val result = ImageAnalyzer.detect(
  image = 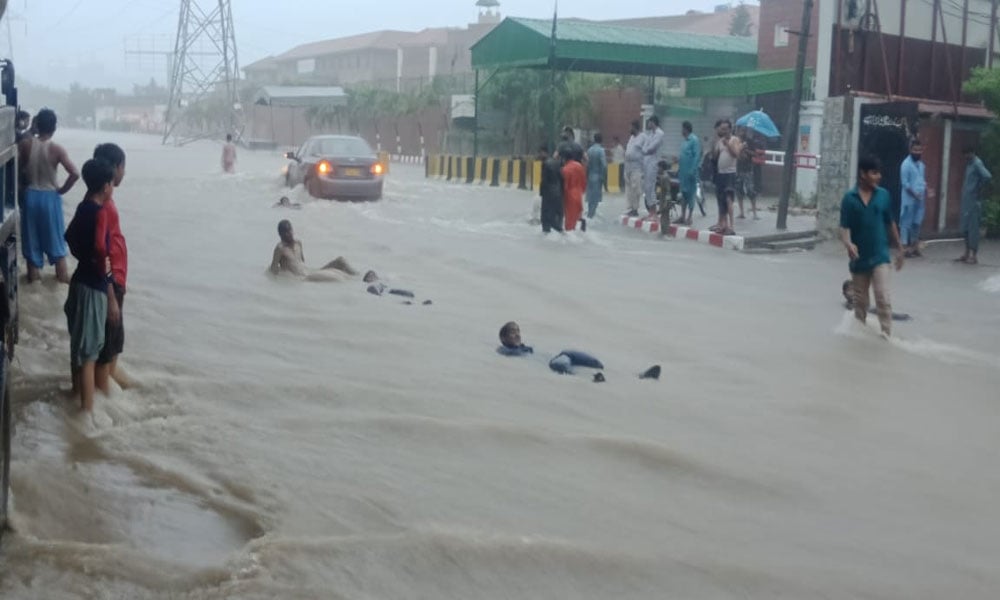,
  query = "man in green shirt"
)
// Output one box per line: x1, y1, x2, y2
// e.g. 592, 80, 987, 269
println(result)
839, 156, 905, 336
